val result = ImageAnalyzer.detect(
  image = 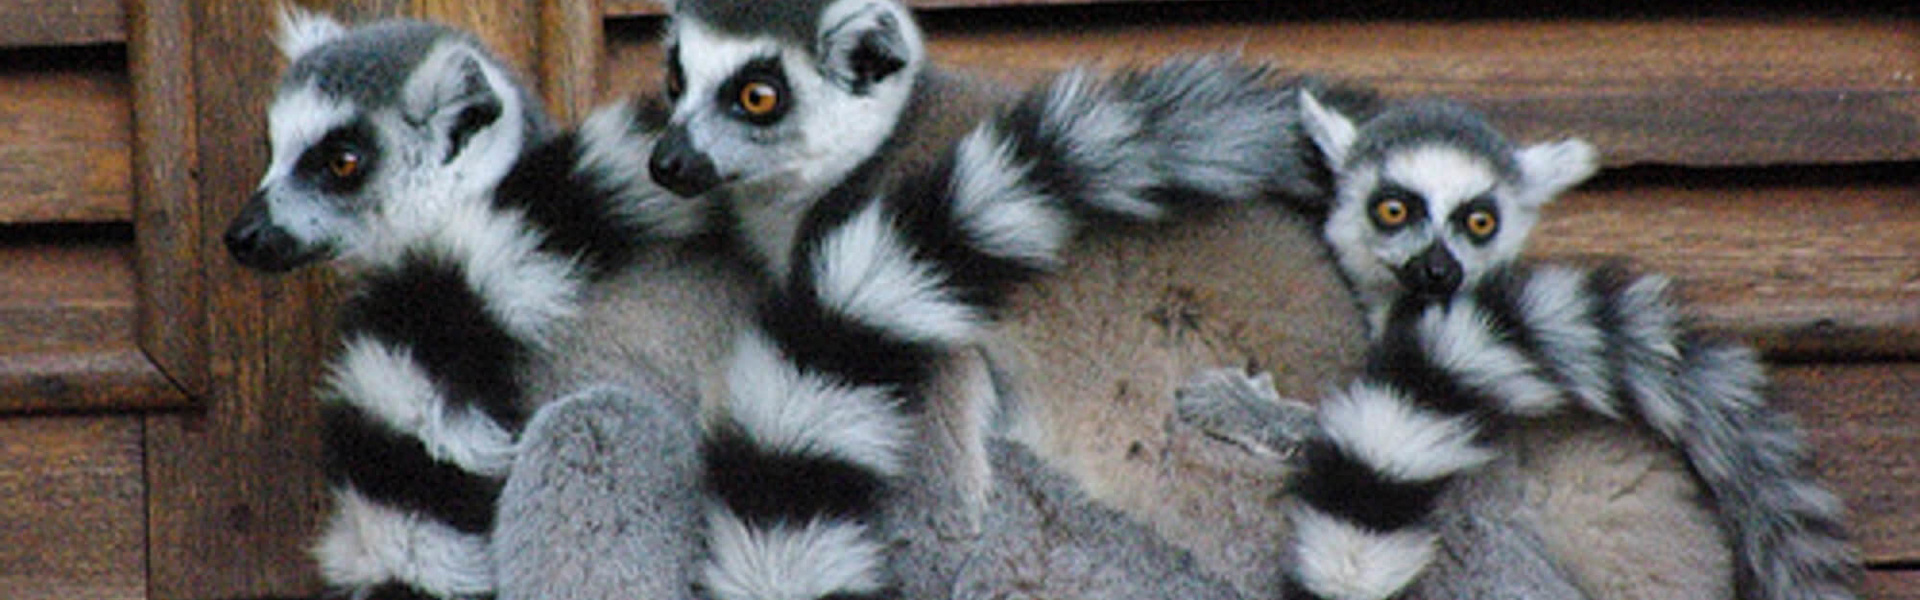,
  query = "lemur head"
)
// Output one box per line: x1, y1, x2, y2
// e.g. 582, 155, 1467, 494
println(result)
1300, 91, 1598, 312
224, 9, 551, 272
648, 0, 925, 204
